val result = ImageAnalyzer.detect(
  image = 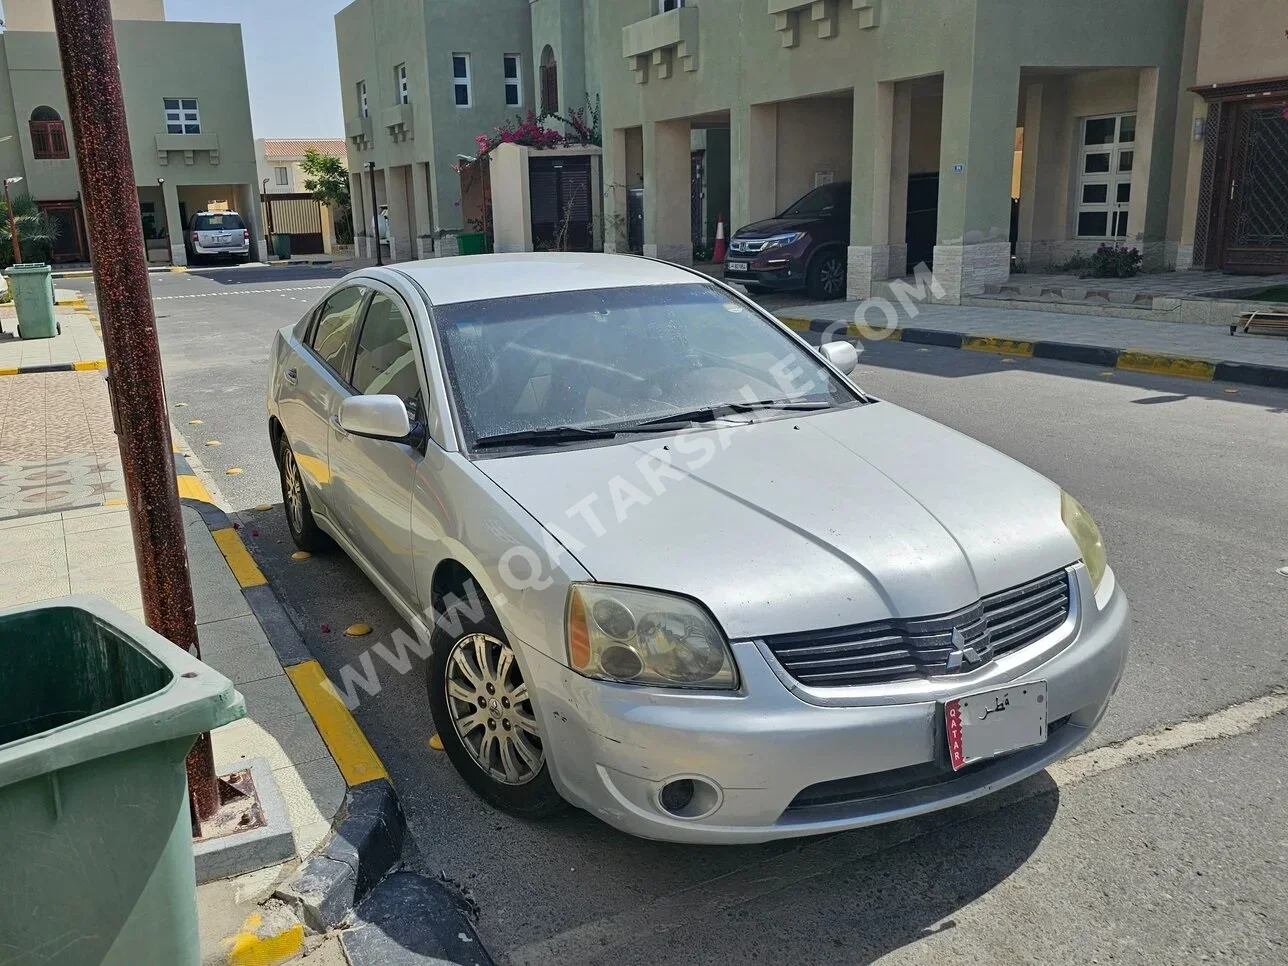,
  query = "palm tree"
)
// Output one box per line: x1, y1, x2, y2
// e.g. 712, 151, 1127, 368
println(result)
0, 193, 61, 268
